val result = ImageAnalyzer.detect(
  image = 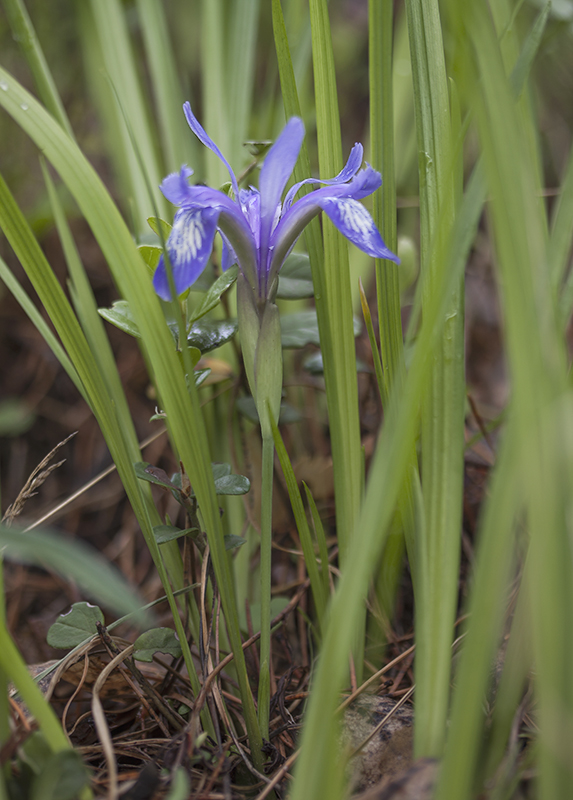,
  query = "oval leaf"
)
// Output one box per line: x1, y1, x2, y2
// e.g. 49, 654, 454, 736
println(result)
47, 602, 104, 649
153, 525, 197, 544
214, 474, 251, 495
133, 627, 182, 662
147, 216, 172, 241
188, 264, 239, 323
280, 310, 361, 348
98, 300, 141, 338
139, 245, 162, 275
187, 318, 238, 353
224, 534, 247, 551
276, 253, 314, 299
